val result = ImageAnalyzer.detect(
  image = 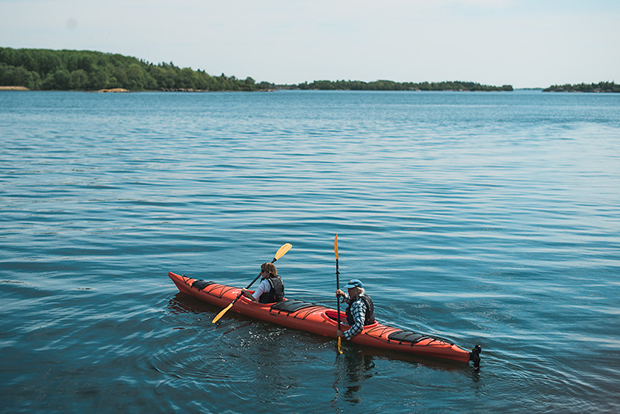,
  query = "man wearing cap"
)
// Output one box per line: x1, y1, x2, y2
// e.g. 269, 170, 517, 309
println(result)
336, 279, 376, 341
